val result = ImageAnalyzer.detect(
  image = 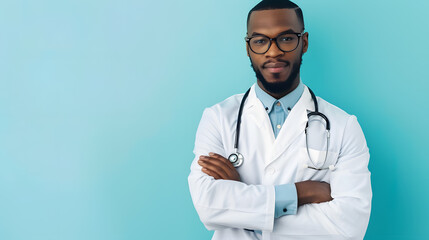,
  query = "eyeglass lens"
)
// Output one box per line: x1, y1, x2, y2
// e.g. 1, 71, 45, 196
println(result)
249, 34, 299, 54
